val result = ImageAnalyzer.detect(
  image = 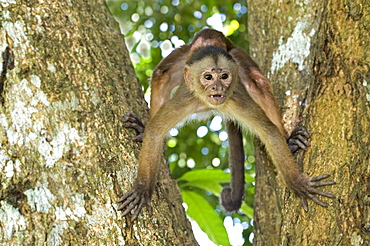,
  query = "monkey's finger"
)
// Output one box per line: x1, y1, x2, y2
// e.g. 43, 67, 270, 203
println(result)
310, 180, 336, 188
306, 182, 334, 194
123, 122, 145, 132
296, 135, 311, 147
118, 190, 134, 203
123, 113, 136, 117
132, 133, 144, 142
288, 144, 300, 153
122, 116, 137, 124
122, 196, 140, 216
145, 200, 153, 216
131, 199, 145, 222
310, 174, 331, 181
295, 127, 311, 138
122, 113, 145, 127
301, 196, 308, 212
118, 194, 138, 210
309, 188, 336, 198
122, 113, 138, 122
294, 139, 309, 151
306, 193, 328, 207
